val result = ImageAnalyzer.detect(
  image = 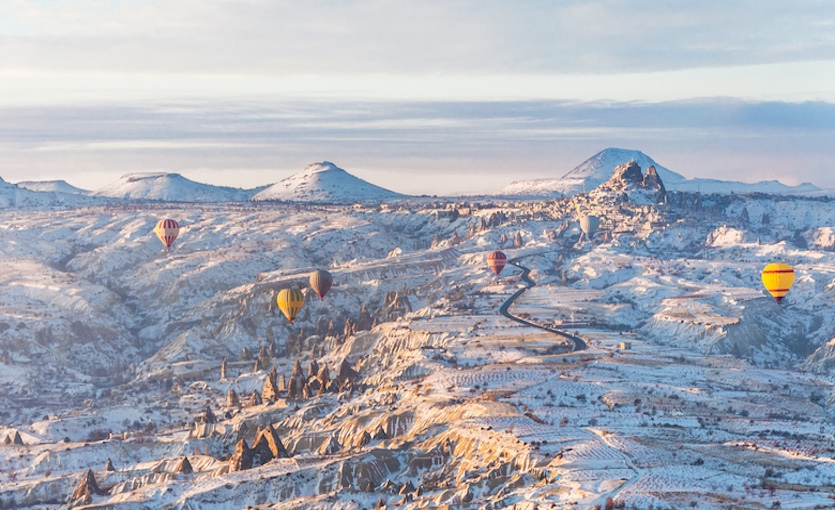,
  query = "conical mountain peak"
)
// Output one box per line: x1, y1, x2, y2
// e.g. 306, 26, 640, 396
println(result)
252, 161, 404, 203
